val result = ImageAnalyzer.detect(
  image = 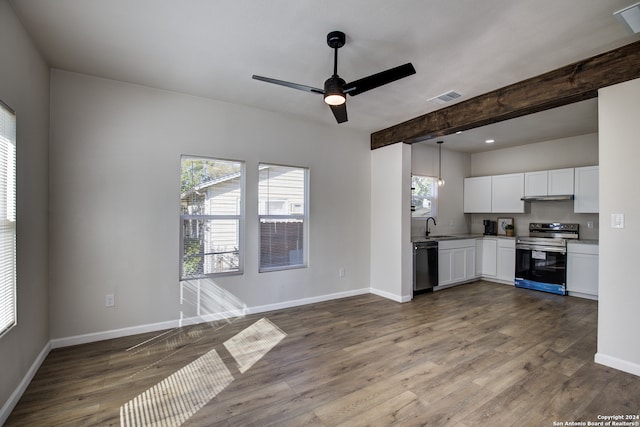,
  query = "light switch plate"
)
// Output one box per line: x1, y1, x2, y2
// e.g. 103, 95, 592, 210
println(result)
611, 213, 625, 229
